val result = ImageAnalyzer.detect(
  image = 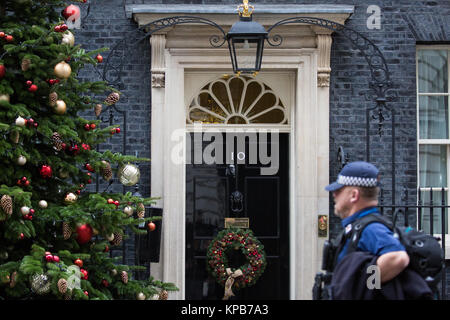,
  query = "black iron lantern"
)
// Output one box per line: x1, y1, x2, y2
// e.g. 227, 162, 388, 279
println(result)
226, 0, 267, 75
